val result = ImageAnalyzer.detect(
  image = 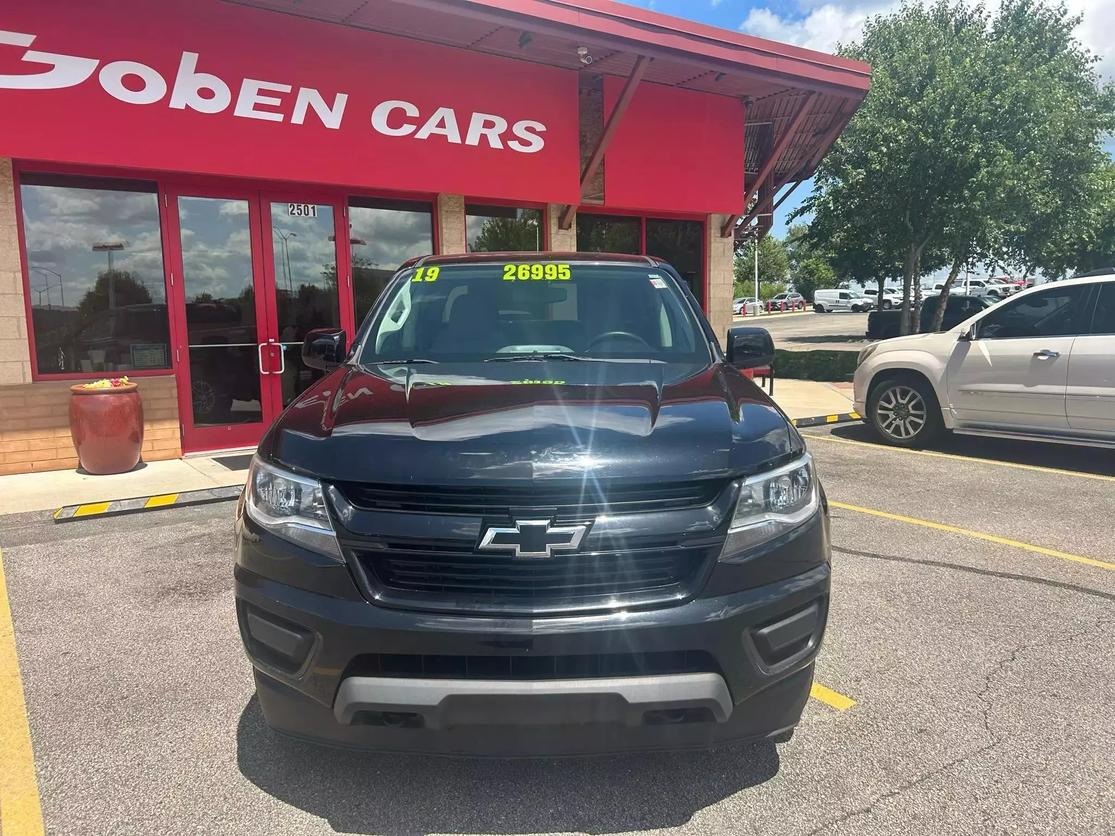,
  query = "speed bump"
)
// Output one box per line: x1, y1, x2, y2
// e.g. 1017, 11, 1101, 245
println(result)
53, 485, 242, 522
792, 411, 860, 429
